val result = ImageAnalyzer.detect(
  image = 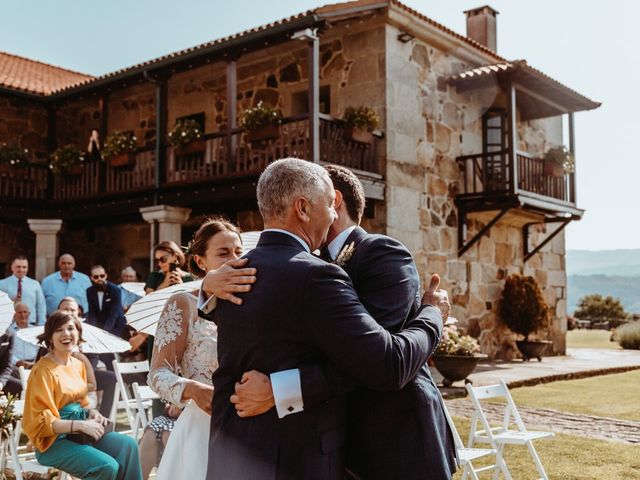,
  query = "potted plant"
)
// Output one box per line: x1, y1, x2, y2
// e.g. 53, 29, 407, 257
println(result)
1, 394, 22, 443
50, 144, 85, 175
102, 131, 138, 169
239, 101, 282, 143
342, 106, 380, 144
0, 143, 30, 177
543, 145, 574, 177
168, 119, 206, 156
500, 274, 552, 361
432, 318, 486, 387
